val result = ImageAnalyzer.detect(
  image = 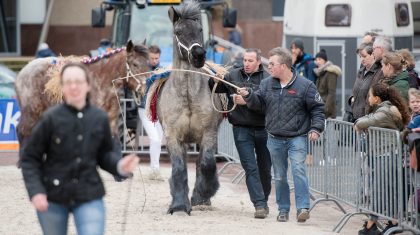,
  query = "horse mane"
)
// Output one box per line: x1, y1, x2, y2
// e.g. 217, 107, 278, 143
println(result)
132, 44, 149, 59
82, 47, 125, 64
179, 0, 201, 20
44, 48, 126, 102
